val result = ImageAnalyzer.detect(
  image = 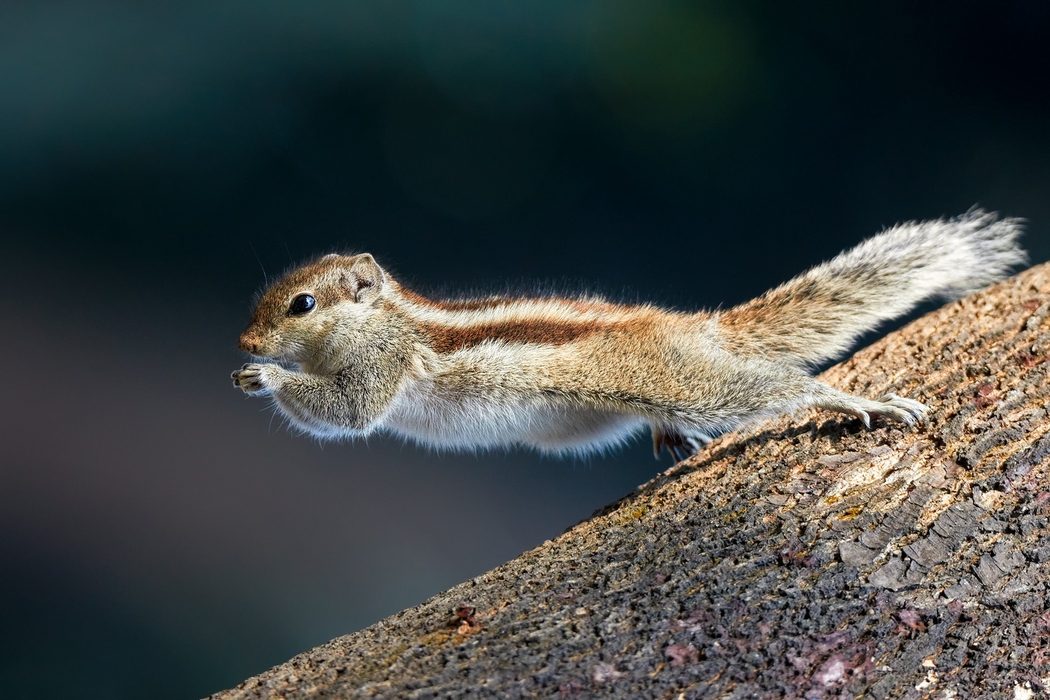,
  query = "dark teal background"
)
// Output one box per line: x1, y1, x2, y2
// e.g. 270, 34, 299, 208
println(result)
1, 2, 1048, 697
